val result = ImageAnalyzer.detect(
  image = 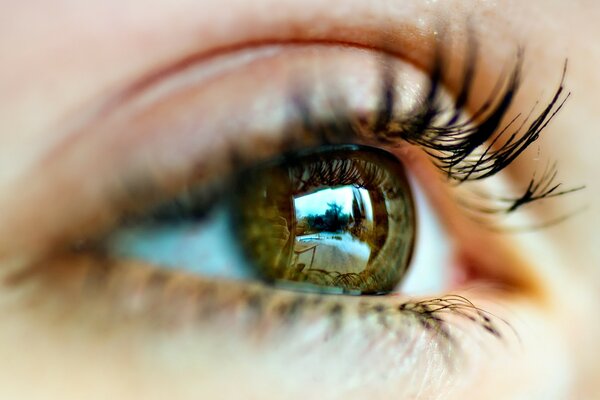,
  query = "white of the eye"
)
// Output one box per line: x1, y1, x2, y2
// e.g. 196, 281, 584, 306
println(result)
399, 175, 451, 295
109, 208, 253, 280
